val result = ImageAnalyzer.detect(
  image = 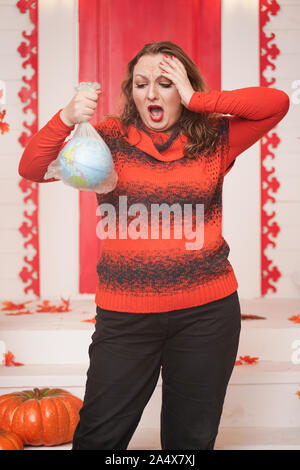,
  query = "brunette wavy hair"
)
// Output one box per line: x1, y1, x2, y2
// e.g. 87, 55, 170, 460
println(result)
109, 41, 225, 159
